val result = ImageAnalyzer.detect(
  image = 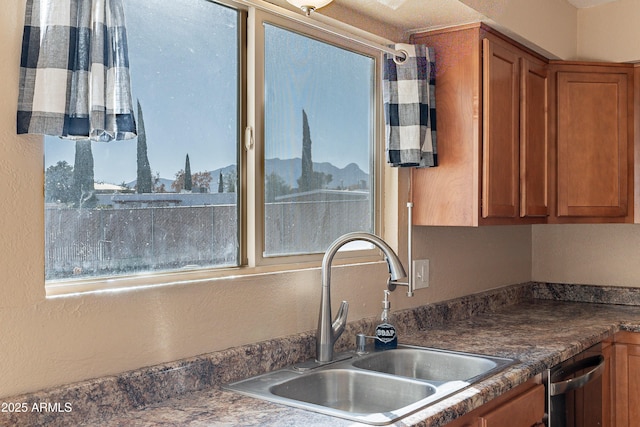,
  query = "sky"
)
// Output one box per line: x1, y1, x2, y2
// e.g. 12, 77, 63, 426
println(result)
44, 0, 374, 185
264, 23, 374, 174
